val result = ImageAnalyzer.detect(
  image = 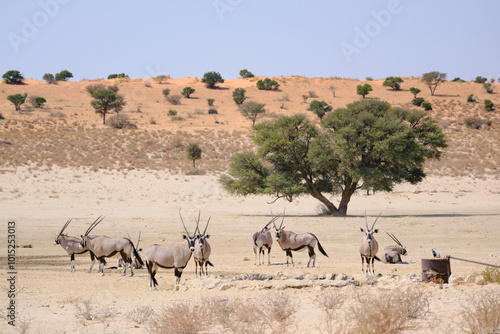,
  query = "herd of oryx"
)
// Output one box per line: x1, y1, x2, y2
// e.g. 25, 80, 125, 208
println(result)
54, 211, 407, 291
